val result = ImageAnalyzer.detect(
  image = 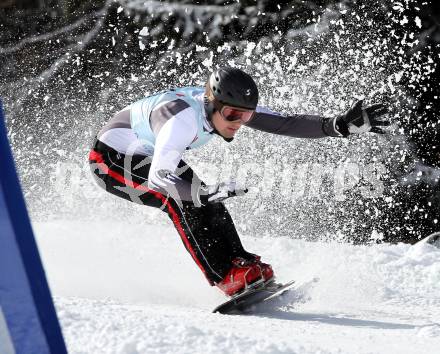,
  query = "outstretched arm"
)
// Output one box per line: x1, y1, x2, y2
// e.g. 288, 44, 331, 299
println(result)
246, 101, 389, 138
245, 106, 330, 138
